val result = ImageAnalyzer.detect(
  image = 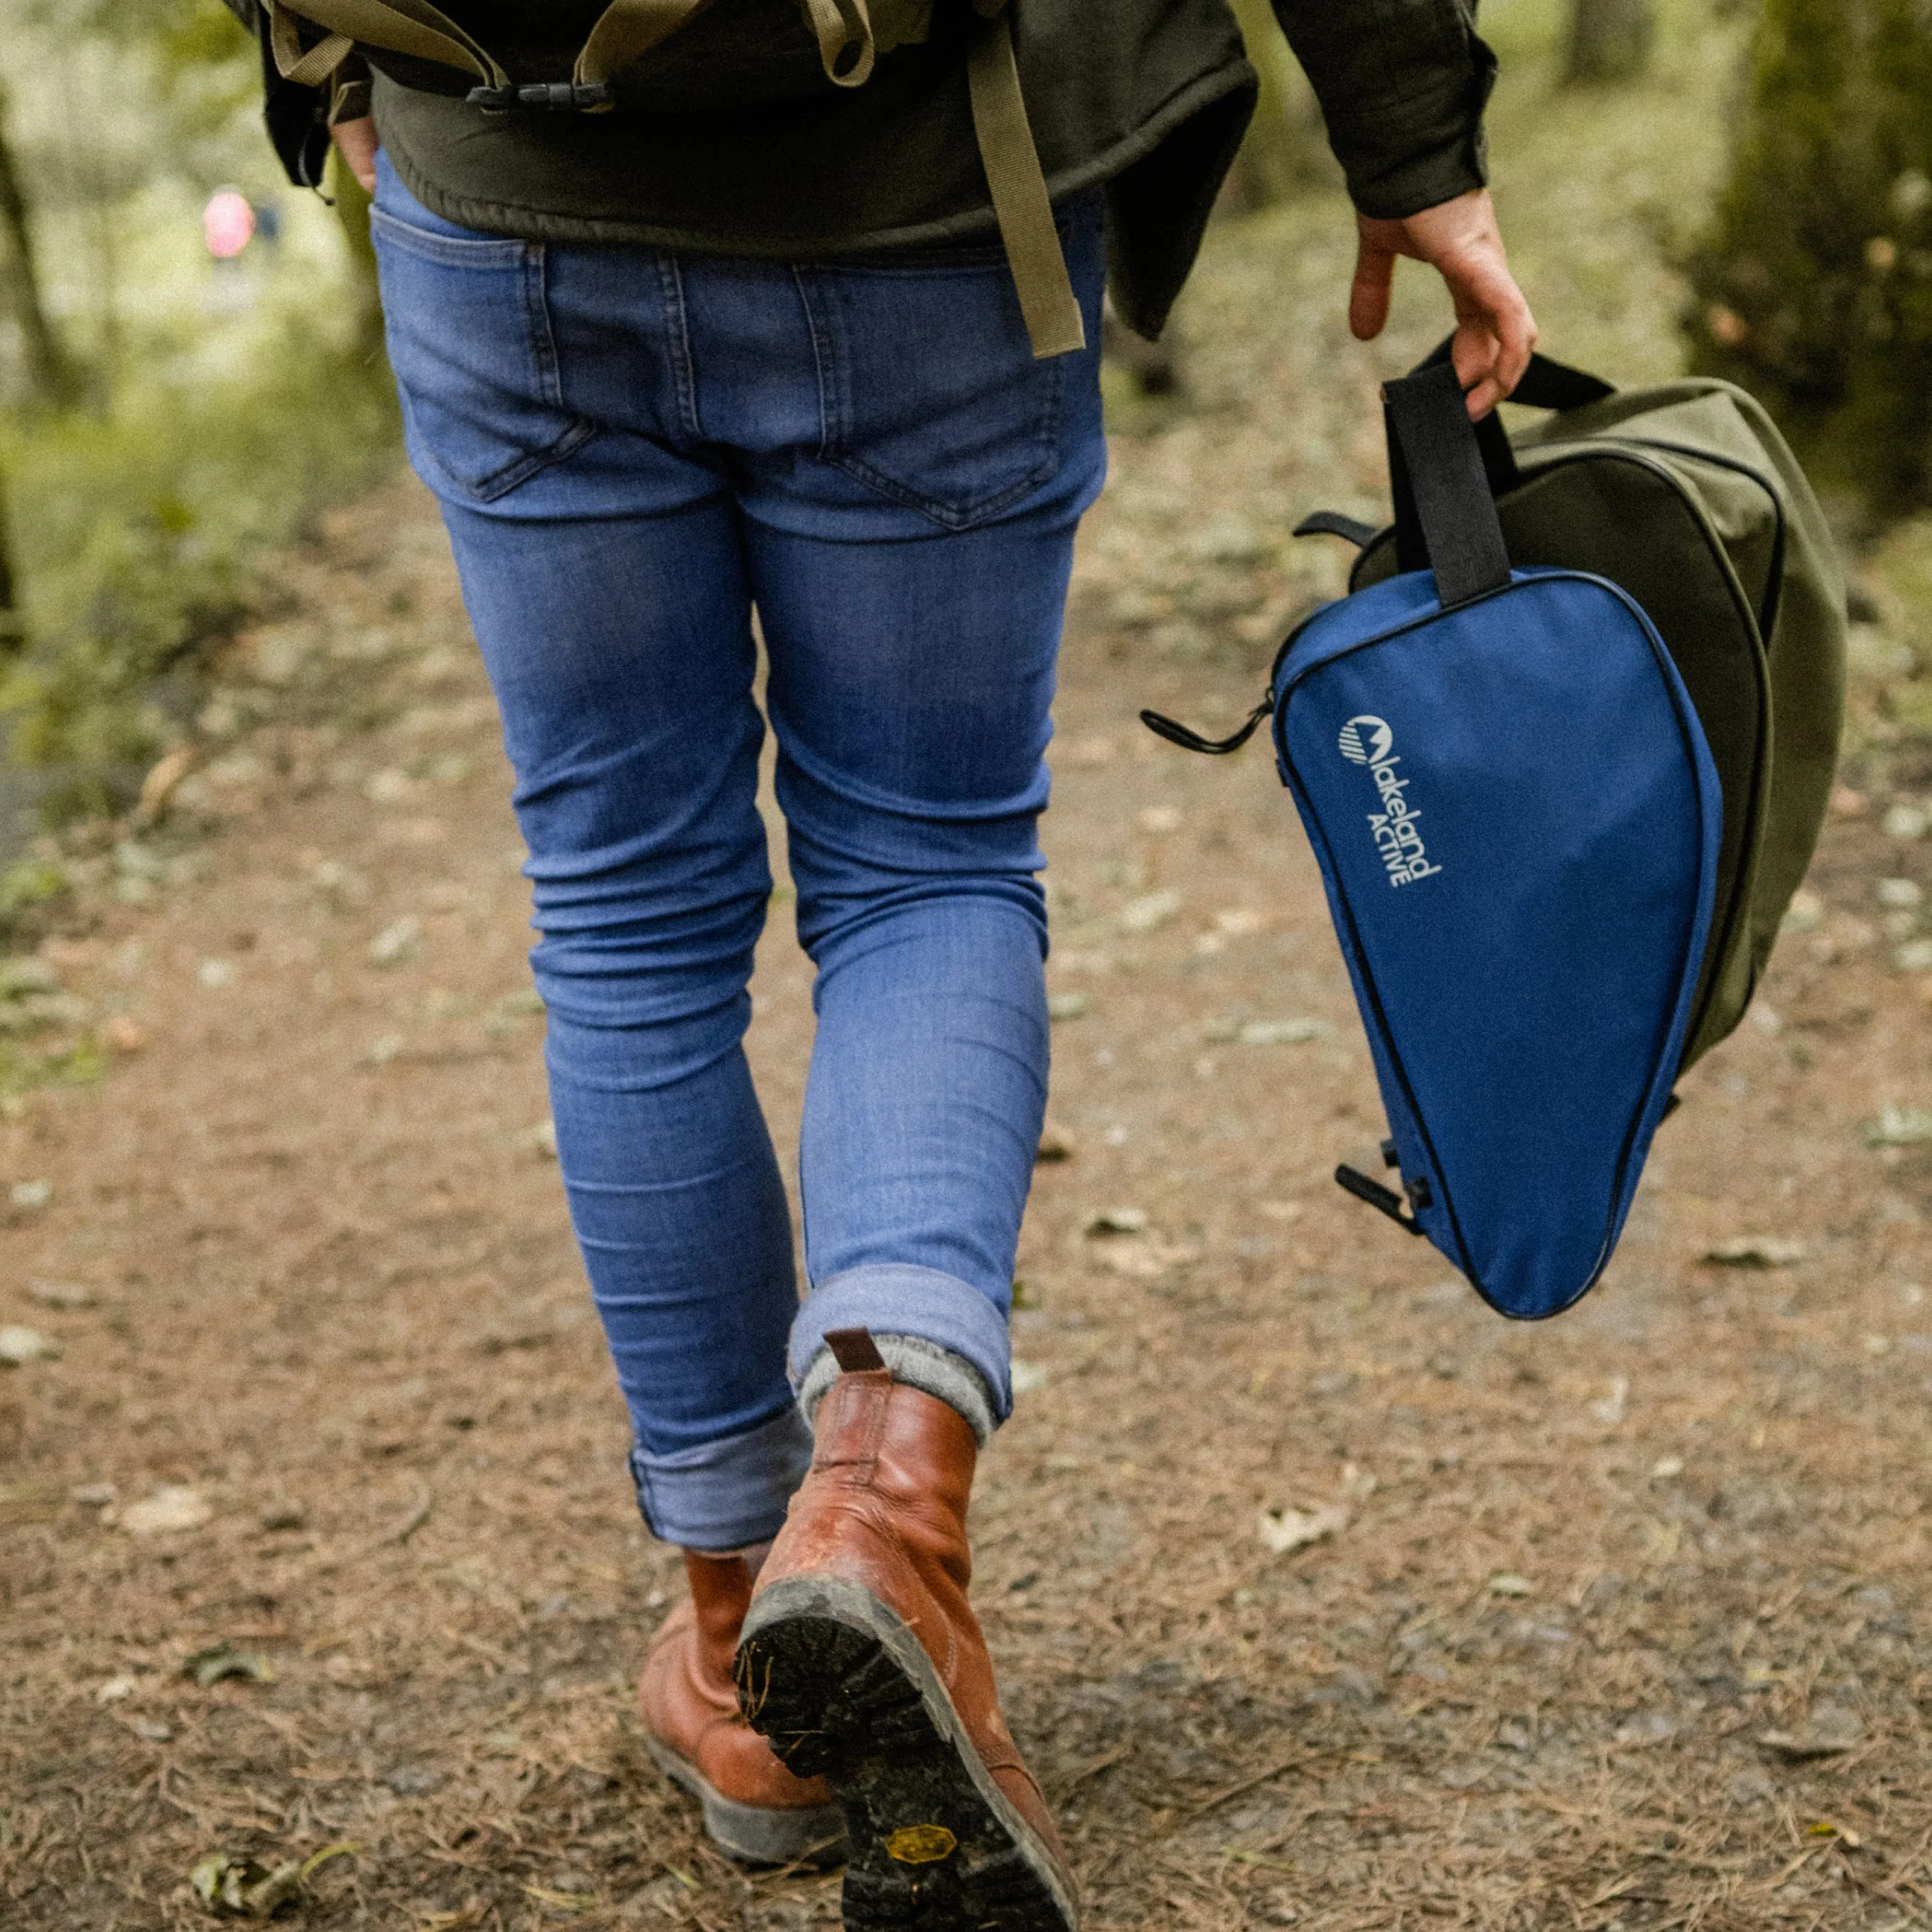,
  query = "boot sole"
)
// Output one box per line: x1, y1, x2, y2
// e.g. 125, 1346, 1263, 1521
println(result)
737, 1575, 1079, 1932
642, 1734, 848, 1869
